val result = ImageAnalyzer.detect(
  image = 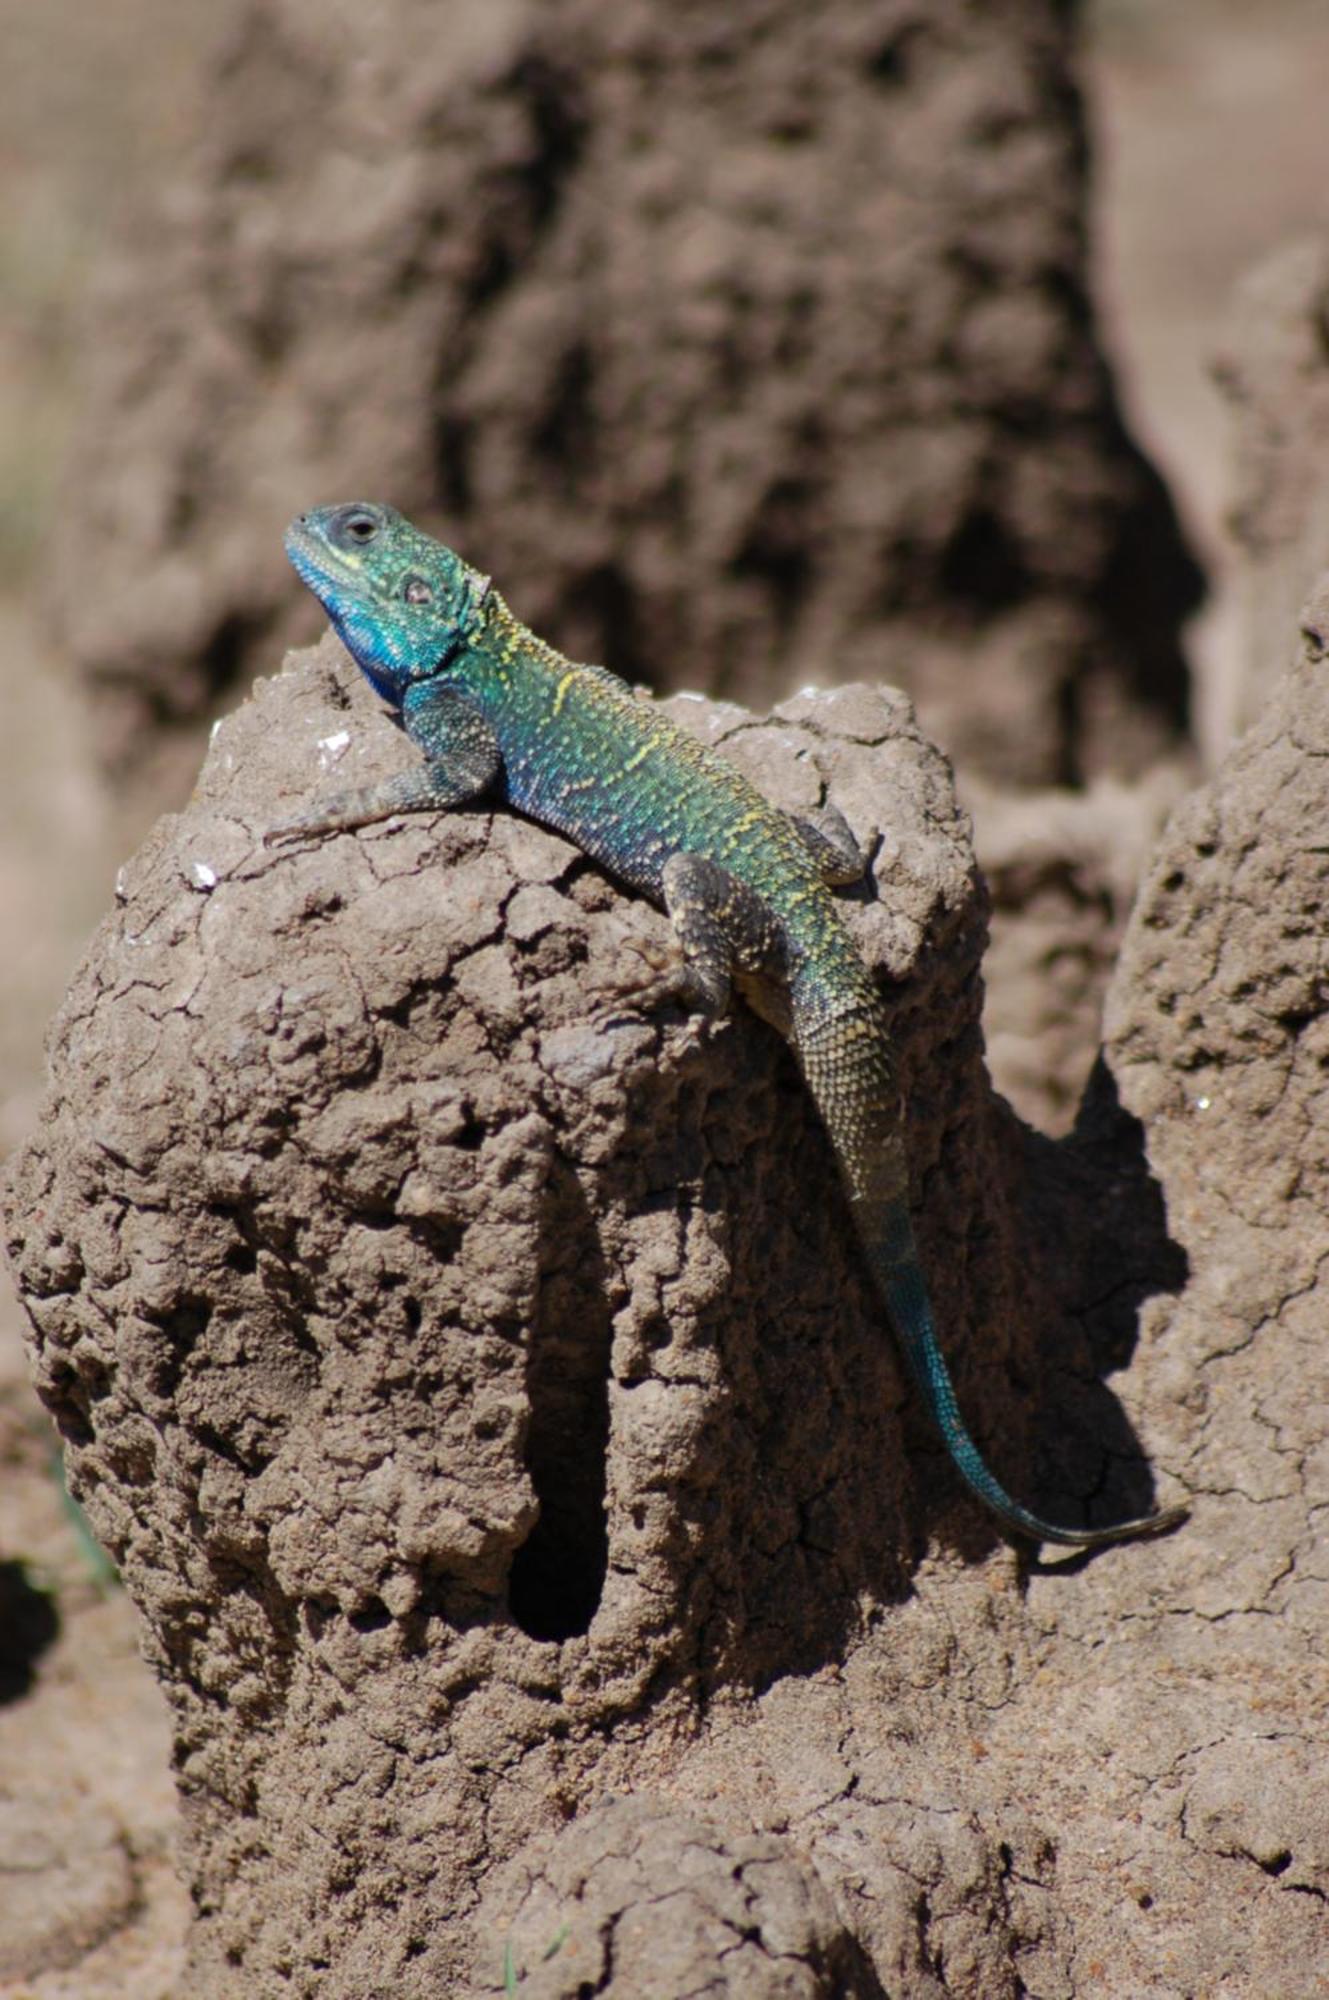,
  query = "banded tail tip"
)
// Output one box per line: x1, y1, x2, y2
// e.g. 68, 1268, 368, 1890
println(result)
1078, 1498, 1190, 1546
1012, 1495, 1190, 1551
